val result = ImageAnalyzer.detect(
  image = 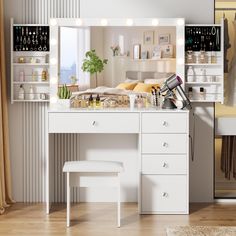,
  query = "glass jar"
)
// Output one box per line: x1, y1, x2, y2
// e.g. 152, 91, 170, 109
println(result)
198, 51, 207, 64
